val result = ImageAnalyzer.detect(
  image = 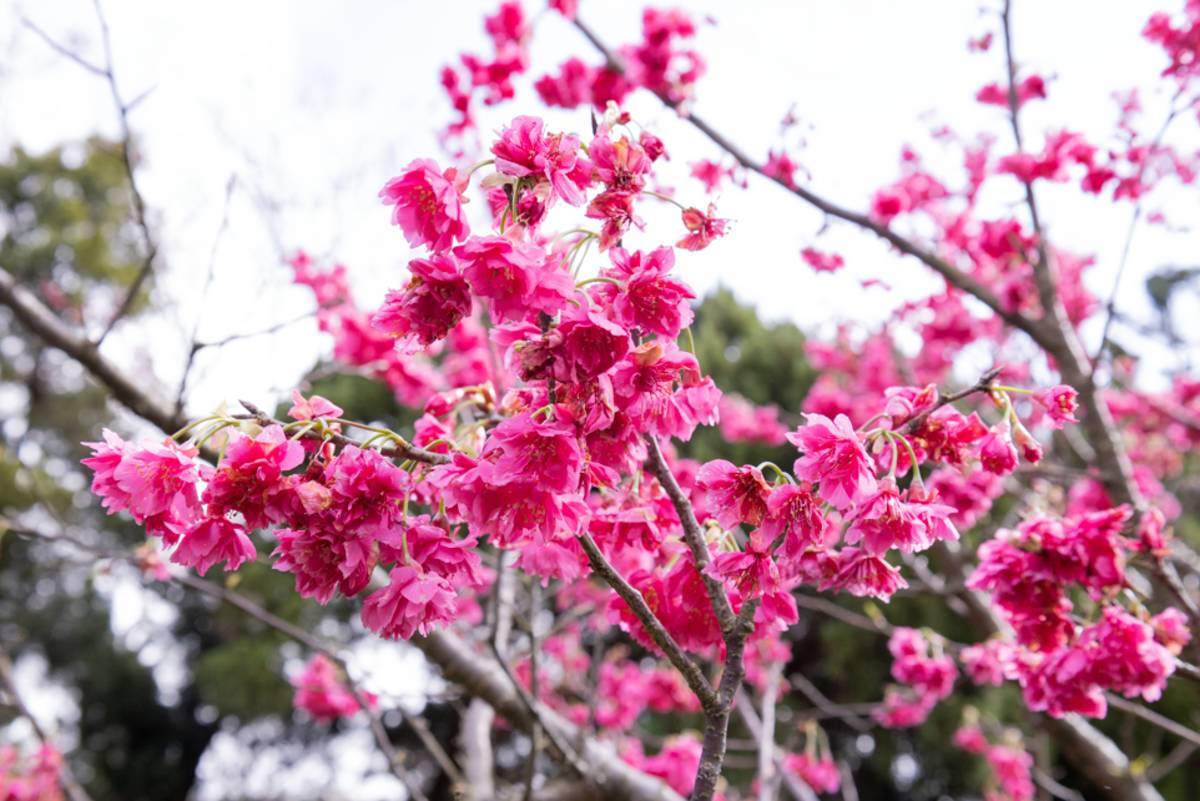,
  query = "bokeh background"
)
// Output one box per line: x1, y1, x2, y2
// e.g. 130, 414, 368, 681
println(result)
1, 1, 1197, 799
